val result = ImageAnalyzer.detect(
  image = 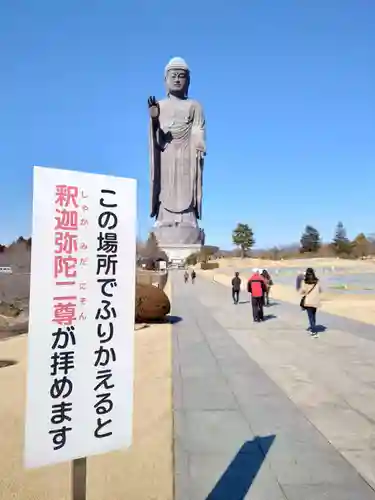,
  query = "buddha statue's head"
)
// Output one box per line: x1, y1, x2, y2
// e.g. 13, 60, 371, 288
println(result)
165, 57, 190, 98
